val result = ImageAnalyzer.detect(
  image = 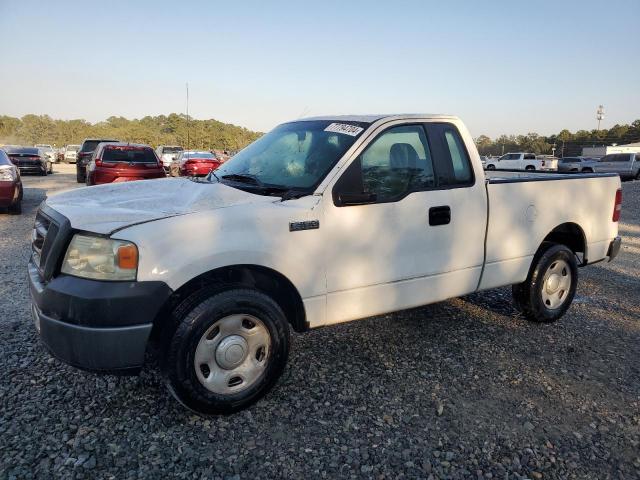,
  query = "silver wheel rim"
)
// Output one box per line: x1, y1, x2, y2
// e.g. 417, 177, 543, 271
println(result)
194, 314, 271, 394
541, 259, 572, 309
